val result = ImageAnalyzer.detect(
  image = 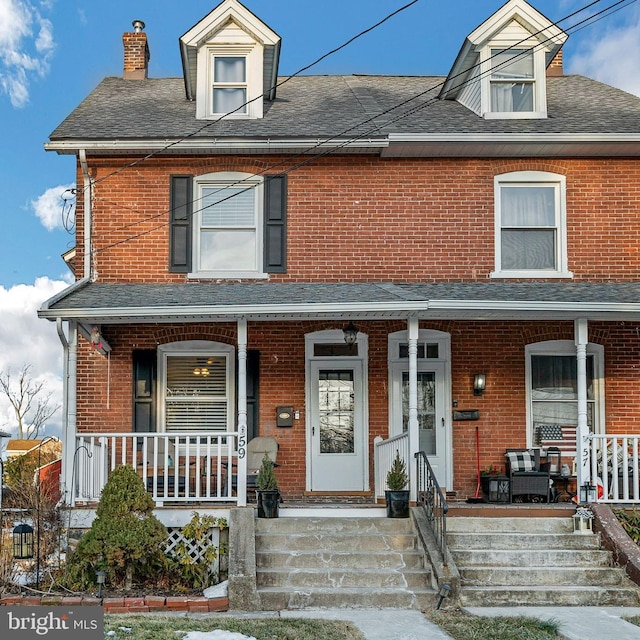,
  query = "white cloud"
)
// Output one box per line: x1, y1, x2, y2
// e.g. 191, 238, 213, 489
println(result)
567, 8, 640, 97
0, 277, 67, 440
32, 183, 74, 231
0, 0, 55, 107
